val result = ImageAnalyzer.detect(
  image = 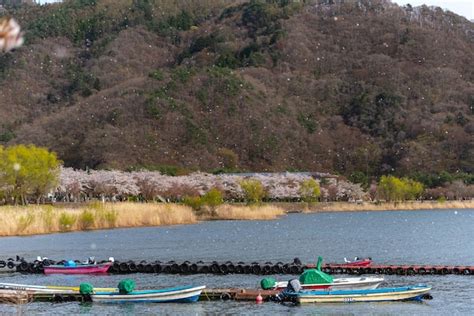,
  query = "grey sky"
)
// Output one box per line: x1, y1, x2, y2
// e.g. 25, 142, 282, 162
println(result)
393, 0, 473, 20
35, 0, 474, 20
